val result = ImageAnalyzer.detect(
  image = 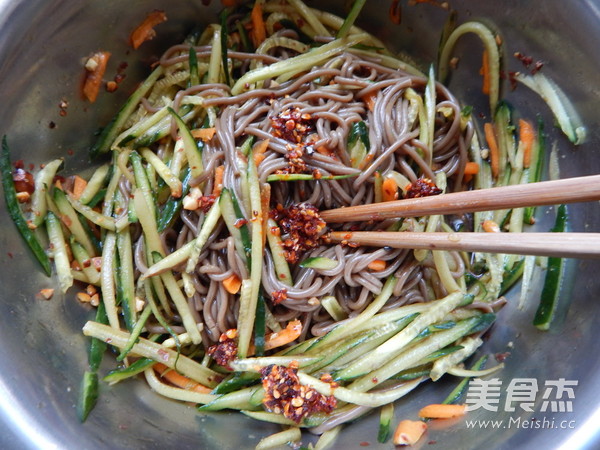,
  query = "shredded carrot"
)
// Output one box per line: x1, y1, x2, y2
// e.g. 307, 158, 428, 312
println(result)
464, 162, 480, 176
71, 175, 88, 200
213, 165, 225, 197
480, 49, 490, 95
252, 139, 270, 167
265, 319, 302, 351
191, 127, 217, 142
250, 2, 266, 48
154, 363, 212, 394
482, 219, 500, 233
367, 259, 387, 271
519, 118, 535, 168
223, 274, 242, 294
462, 161, 479, 183
316, 146, 331, 155
393, 420, 427, 446
361, 92, 377, 111
130, 10, 167, 50
82, 51, 111, 103
484, 122, 500, 179
418, 403, 466, 419
382, 177, 399, 202
389, 0, 402, 25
